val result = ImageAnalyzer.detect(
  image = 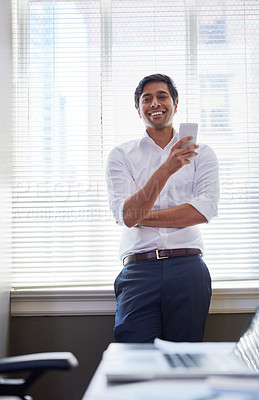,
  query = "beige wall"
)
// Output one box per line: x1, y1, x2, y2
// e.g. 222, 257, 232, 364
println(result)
0, 0, 12, 357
